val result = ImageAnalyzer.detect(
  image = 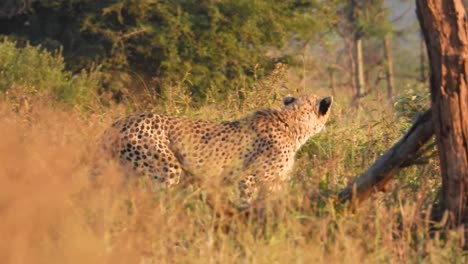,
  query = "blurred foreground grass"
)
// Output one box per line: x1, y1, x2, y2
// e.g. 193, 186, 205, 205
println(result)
0, 38, 465, 263
0, 85, 465, 264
